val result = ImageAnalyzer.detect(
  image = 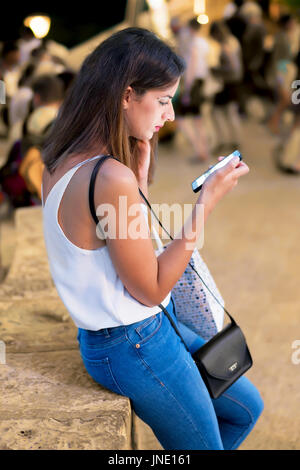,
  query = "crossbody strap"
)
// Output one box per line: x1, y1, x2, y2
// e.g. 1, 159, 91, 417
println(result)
138, 188, 236, 326
88, 156, 234, 353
